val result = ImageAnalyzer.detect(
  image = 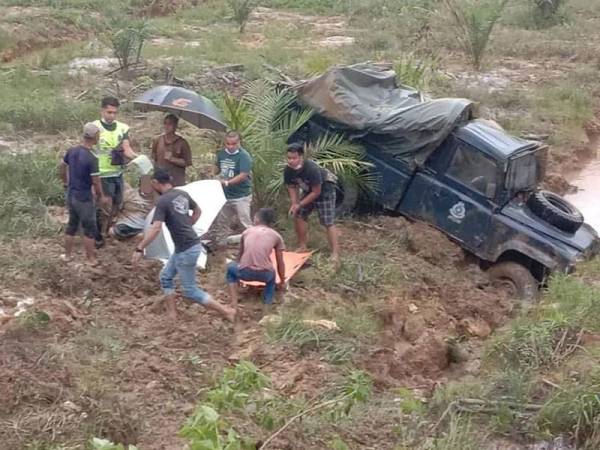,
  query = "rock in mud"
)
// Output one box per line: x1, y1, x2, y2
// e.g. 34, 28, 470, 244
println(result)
403, 316, 425, 343
458, 318, 492, 339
